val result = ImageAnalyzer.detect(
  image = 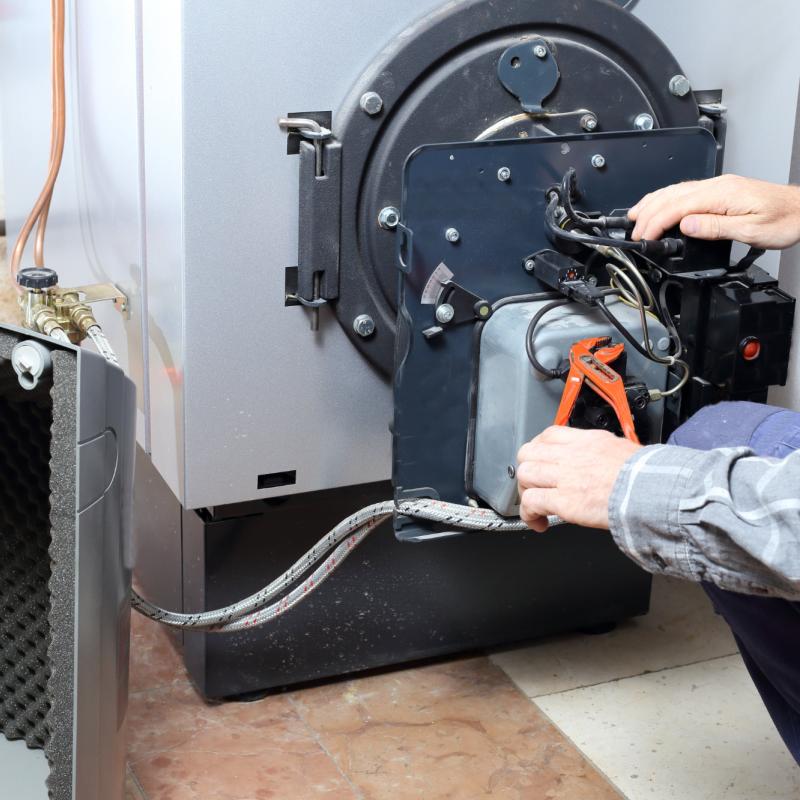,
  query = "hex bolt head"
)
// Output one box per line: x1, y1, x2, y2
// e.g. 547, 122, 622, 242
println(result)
634, 113, 655, 131
497, 166, 511, 182
524, 259, 536, 273
445, 227, 460, 243
359, 91, 384, 115
353, 314, 376, 337
669, 74, 692, 97
591, 153, 606, 169
378, 206, 400, 230
580, 114, 598, 132
435, 303, 455, 324
533, 44, 548, 58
